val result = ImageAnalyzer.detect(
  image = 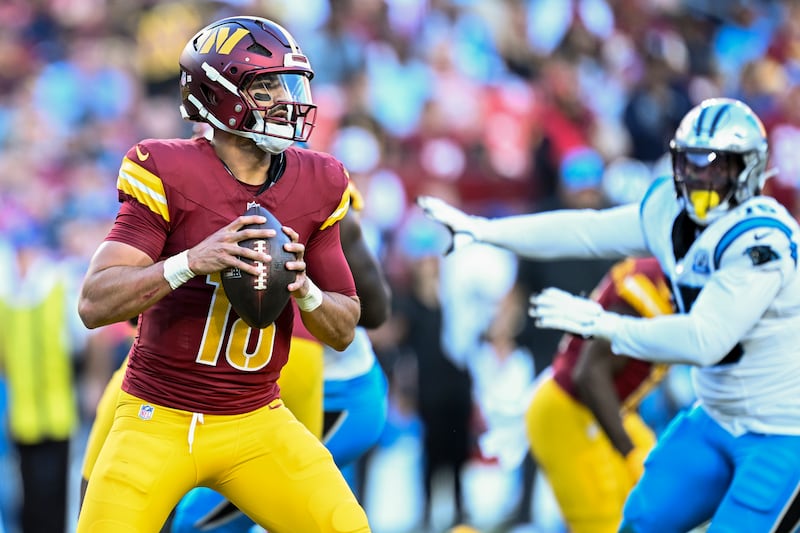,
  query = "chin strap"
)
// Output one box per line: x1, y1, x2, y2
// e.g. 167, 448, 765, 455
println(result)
255, 136, 293, 155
